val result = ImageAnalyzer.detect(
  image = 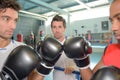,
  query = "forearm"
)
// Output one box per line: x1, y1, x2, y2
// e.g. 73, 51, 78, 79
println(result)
64, 66, 75, 74
27, 70, 44, 80
79, 67, 93, 80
